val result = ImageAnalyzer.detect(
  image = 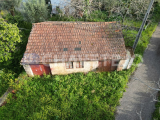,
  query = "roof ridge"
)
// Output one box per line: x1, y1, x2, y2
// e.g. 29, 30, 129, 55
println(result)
33, 21, 118, 25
